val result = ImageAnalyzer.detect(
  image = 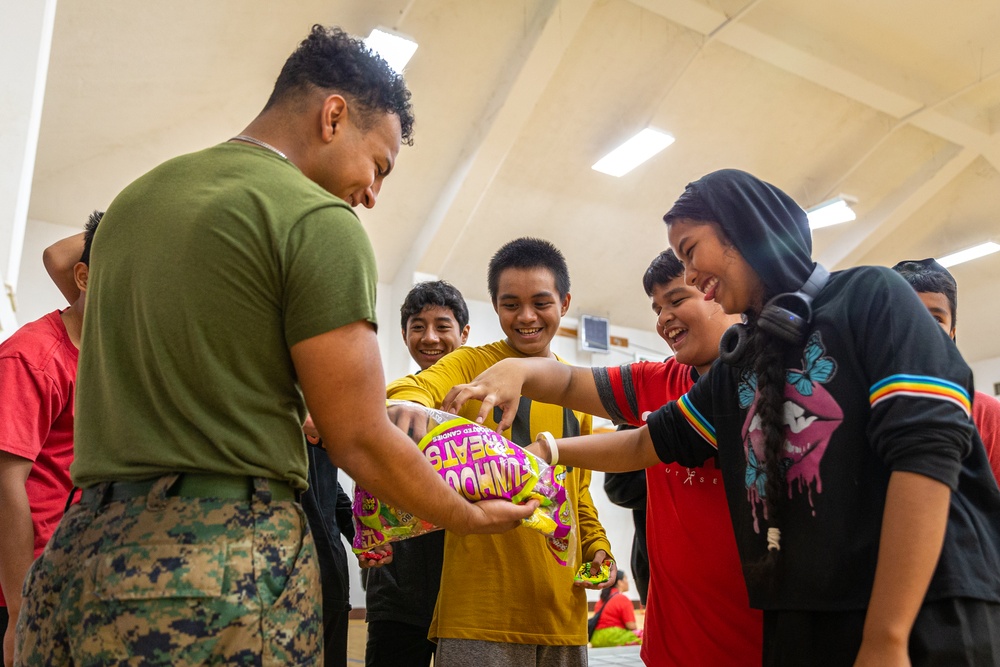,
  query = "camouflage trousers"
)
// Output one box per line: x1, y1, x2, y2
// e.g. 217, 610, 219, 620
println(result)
16, 474, 322, 666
